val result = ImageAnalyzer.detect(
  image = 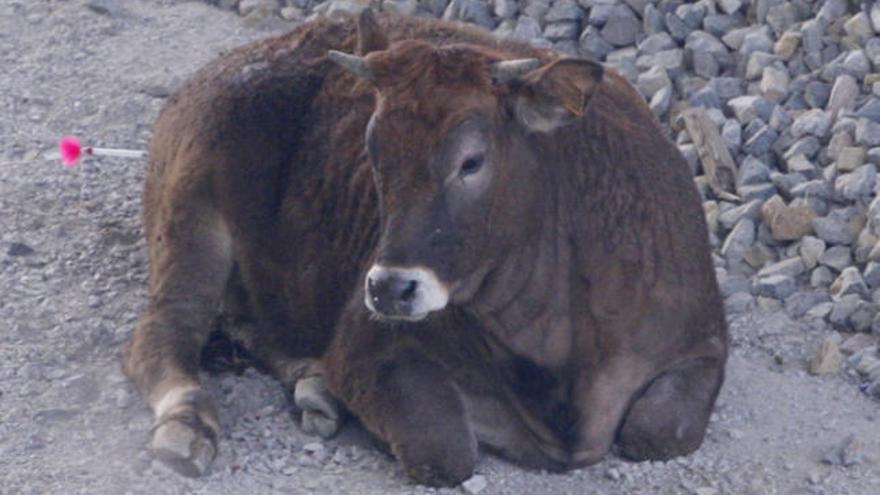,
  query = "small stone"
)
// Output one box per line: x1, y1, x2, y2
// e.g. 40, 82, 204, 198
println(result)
7, 242, 35, 257
649, 86, 673, 117
740, 28, 774, 57
718, 0, 742, 16
799, 236, 826, 269
791, 179, 833, 200
636, 66, 671, 99
839, 334, 878, 355
743, 123, 778, 157
743, 242, 775, 270
819, 245, 853, 272
757, 257, 806, 279
737, 183, 776, 202
635, 49, 684, 77
804, 81, 831, 109
579, 26, 613, 60
642, 4, 665, 35
822, 435, 863, 467
811, 266, 834, 287
855, 119, 880, 147
844, 12, 874, 40
813, 208, 862, 245
665, 13, 691, 42
746, 51, 779, 80
676, 3, 705, 30
829, 294, 862, 328
279, 6, 303, 20
827, 75, 859, 118
756, 295, 783, 311
85, 0, 128, 17
774, 31, 801, 60
873, 2, 880, 32
856, 100, 880, 123
544, 22, 579, 42
753, 274, 796, 299
810, 338, 842, 375
725, 292, 754, 314
727, 95, 762, 123
760, 66, 789, 103
512, 17, 542, 42
719, 200, 762, 230
785, 136, 822, 161
785, 291, 832, 318
492, 0, 517, 19
691, 50, 719, 79
712, 77, 744, 100
721, 219, 755, 263
766, 2, 799, 36
761, 195, 816, 241
638, 33, 676, 55
544, 0, 583, 23
791, 109, 832, 139
831, 267, 870, 299
721, 120, 742, 153
720, 25, 751, 50
462, 475, 488, 494
703, 14, 746, 38
738, 157, 771, 186
836, 147, 867, 173
443, 0, 494, 29
835, 165, 877, 200
601, 5, 641, 47
863, 262, 880, 288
